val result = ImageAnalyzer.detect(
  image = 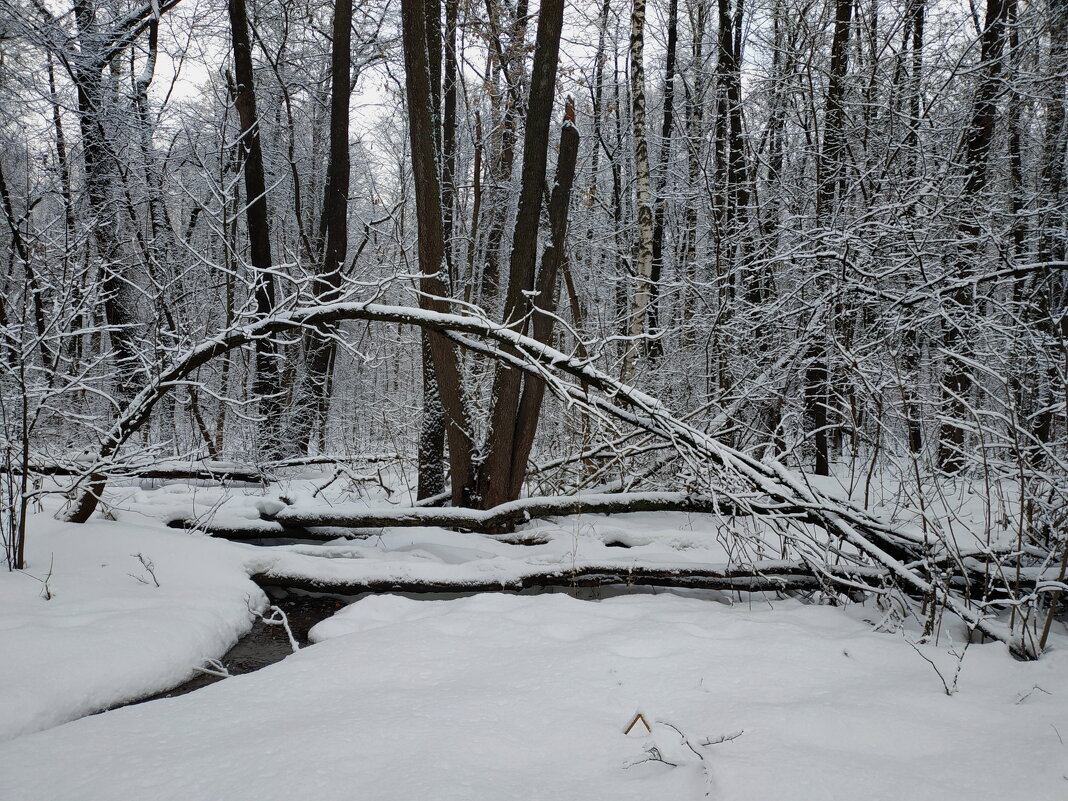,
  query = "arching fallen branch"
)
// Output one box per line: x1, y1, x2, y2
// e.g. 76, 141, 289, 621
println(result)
58, 299, 1038, 656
